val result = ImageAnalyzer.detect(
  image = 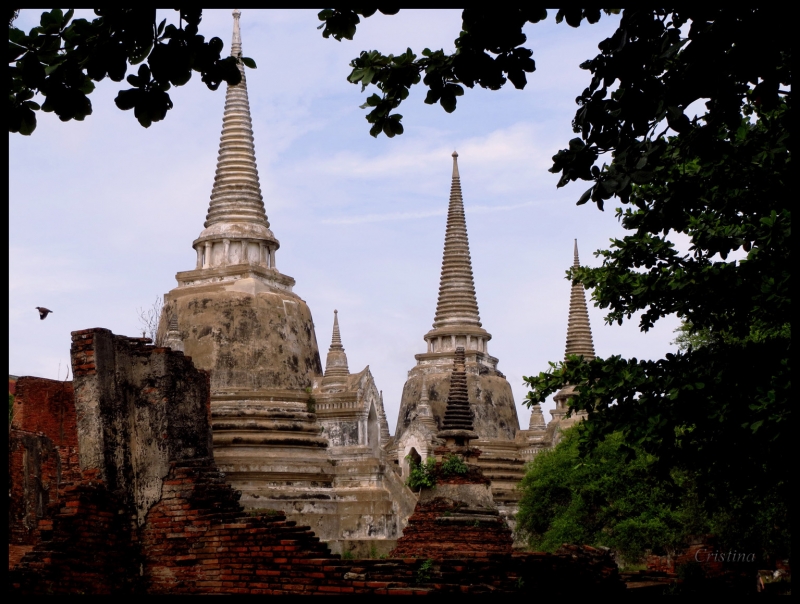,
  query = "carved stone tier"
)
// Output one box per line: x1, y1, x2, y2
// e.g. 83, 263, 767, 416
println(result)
175, 263, 295, 291
211, 391, 336, 515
